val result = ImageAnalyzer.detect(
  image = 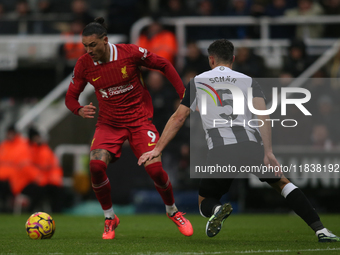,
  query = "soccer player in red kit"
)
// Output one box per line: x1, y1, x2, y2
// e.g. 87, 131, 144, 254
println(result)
65, 17, 193, 239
